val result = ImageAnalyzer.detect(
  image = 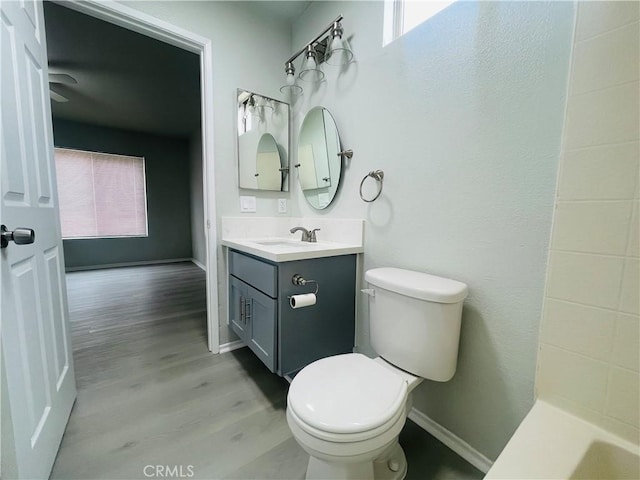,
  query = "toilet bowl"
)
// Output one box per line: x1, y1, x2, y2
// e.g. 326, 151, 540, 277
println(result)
286, 267, 468, 480
287, 353, 422, 480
